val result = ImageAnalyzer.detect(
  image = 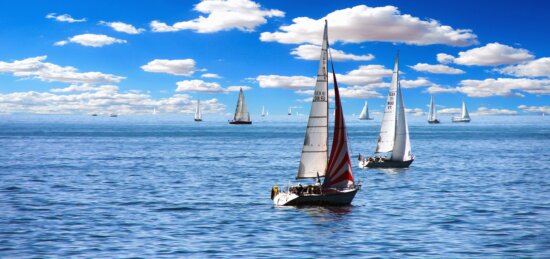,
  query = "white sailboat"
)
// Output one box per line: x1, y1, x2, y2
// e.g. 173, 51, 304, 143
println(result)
288, 106, 292, 116
272, 21, 359, 206
358, 101, 373, 120
194, 99, 202, 122
427, 95, 440, 124
261, 105, 266, 117
229, 88, 251, 124
452, 99, 471, 123
358, 53, 414, 169
153, 107, 157, 115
